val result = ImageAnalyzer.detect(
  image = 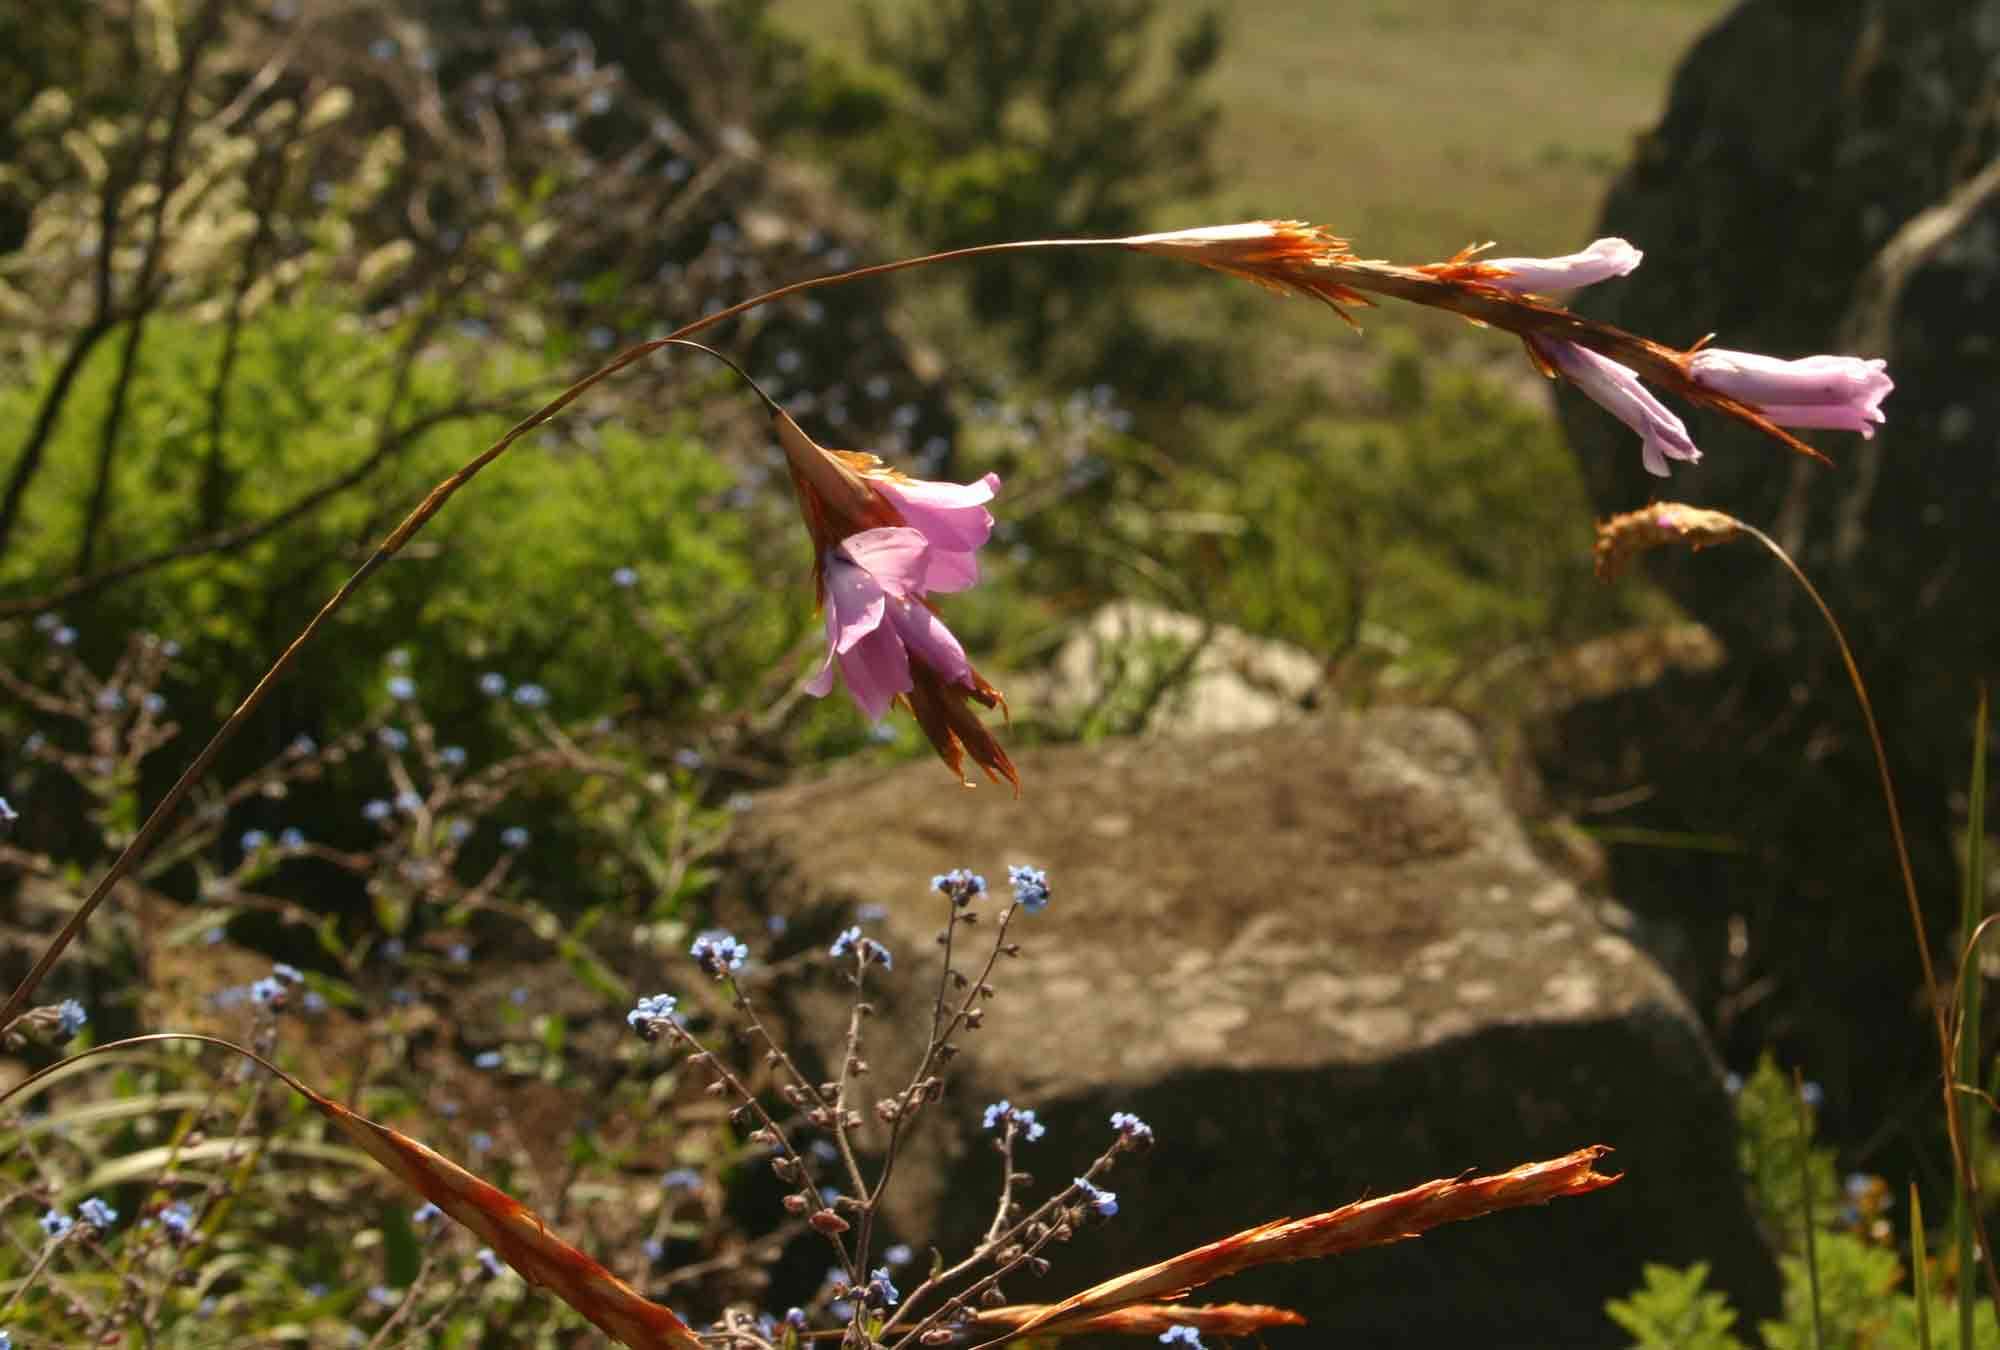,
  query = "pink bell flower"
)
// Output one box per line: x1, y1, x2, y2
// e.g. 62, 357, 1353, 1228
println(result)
804, 528, 973, 721
1480, 238, 1644, 294
1687, 349, 1893, 438
1538, 338, 1702, 478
